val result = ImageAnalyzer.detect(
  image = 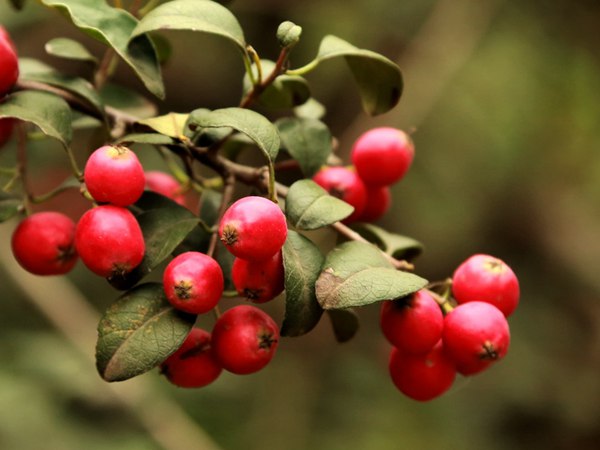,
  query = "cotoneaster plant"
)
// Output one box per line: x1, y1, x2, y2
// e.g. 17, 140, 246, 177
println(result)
0, 1, 521, 405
